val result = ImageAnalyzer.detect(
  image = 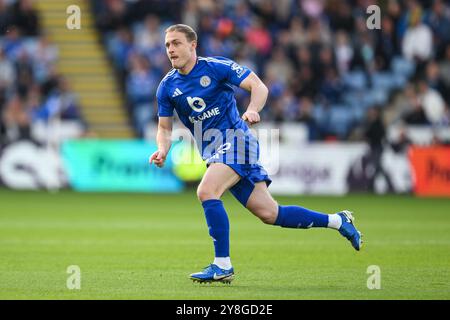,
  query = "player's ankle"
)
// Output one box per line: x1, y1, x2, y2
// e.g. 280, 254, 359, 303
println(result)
327, 214, 342, 230
213, 257, 232, 270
